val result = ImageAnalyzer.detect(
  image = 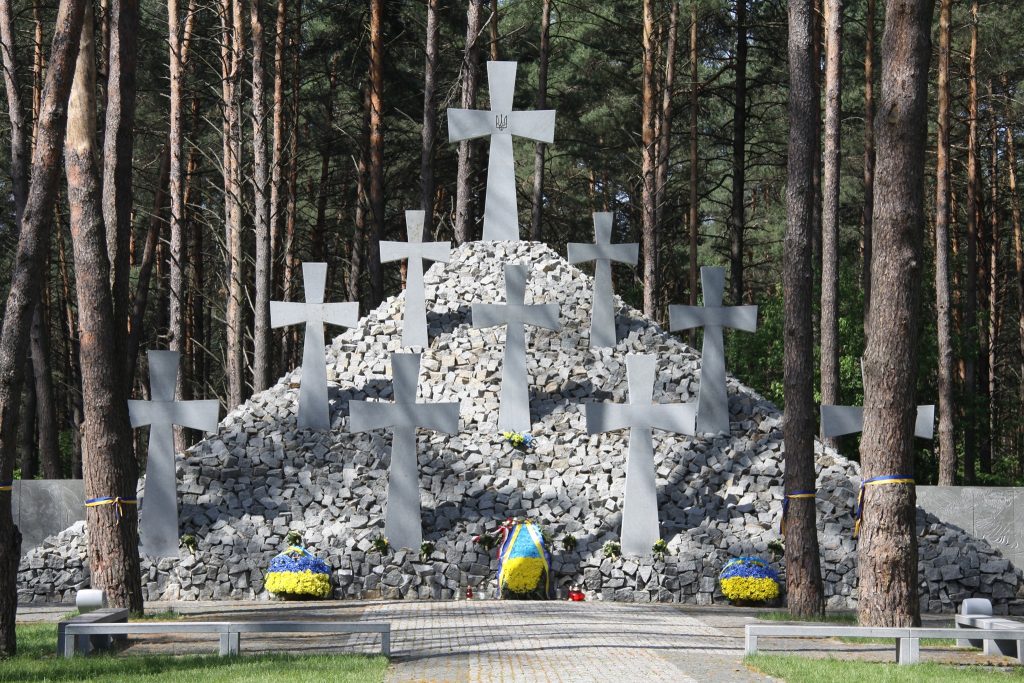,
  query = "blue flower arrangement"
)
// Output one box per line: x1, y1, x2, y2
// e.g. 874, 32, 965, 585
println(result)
718, 556, 781, 604
265, 546, 332, 598
502, 431, 535, 450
